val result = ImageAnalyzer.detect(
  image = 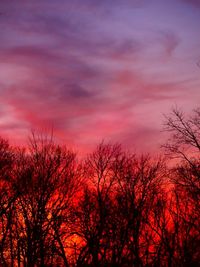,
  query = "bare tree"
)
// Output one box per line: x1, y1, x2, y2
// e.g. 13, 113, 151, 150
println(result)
75, 143, 166, 267
9, 133, 82, 266
0, 137, 16, 266
163, 107, 200, 199
163, 107, 200, 266
113, 155, 165, 267
163, 107, 200, 155
76, 142, 122, 267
